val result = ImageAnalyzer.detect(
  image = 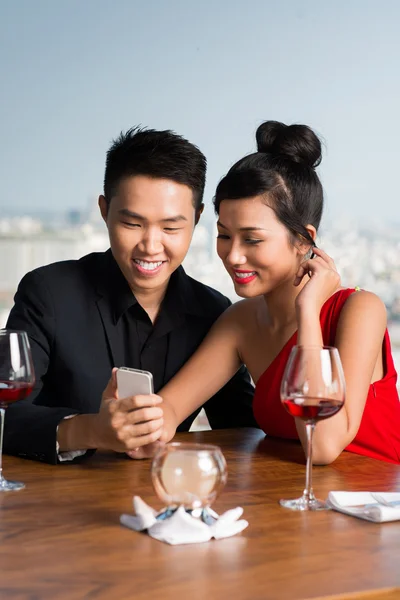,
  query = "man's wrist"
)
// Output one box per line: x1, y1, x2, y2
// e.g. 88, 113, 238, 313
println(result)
57, 414, 99, 452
